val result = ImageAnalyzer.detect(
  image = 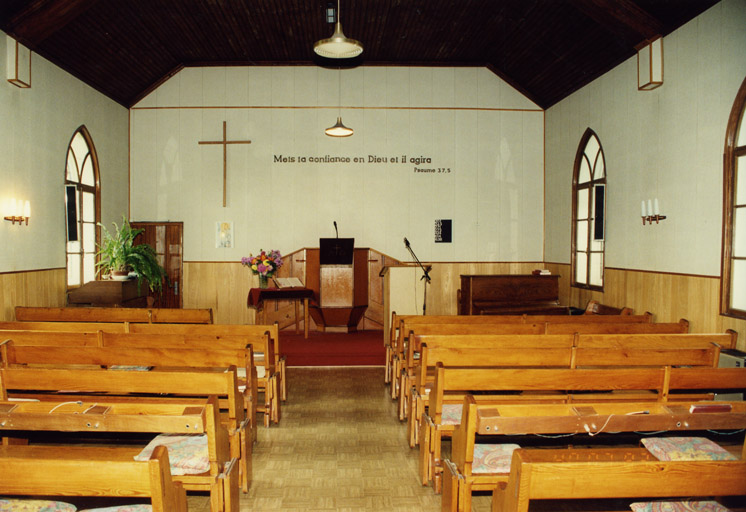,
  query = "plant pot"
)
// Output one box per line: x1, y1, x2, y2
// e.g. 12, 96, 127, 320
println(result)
111, 270, 131, 281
